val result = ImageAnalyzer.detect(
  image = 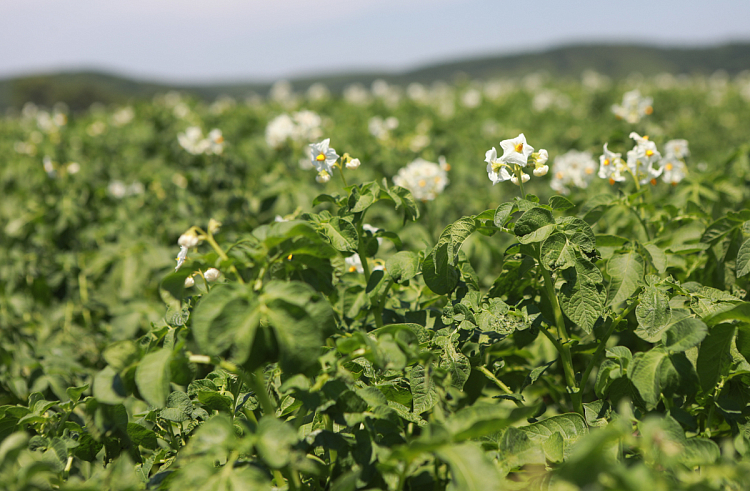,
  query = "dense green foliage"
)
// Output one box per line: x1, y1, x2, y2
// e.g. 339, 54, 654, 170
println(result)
2, 72, 750, 490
